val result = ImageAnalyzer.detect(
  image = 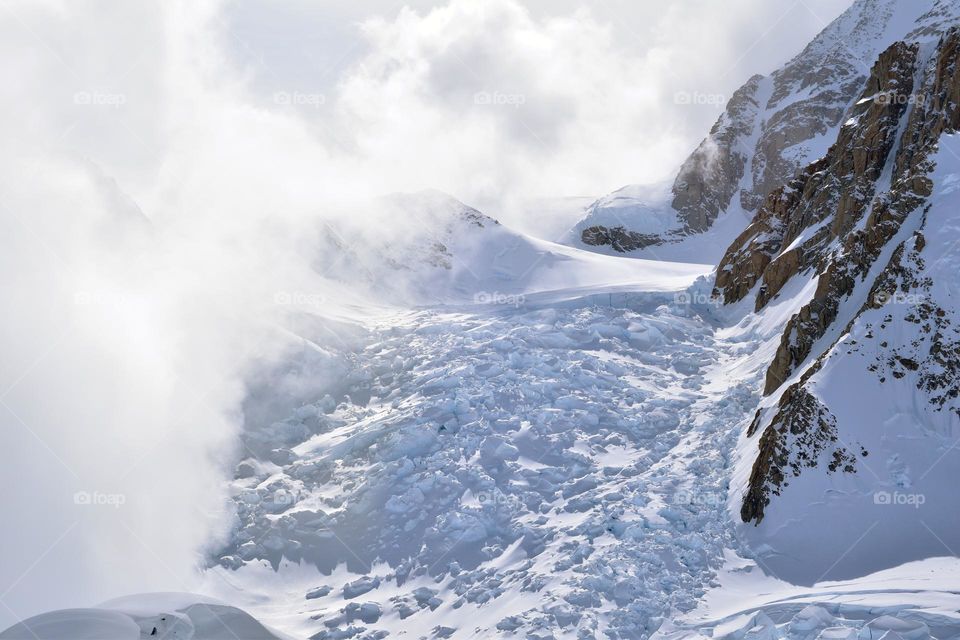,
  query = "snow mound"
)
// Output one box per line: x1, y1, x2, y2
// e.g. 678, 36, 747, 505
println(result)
0, 593, 291, 640
575, 182, 679, 237
656, 556, 960, 640
313, 189, 710, 305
